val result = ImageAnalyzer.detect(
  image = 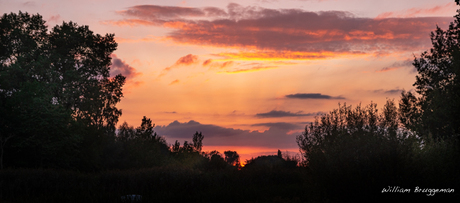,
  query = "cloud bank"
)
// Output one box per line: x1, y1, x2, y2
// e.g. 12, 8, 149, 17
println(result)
285, 93, 345, 99
154, 120, 305, 148
107, 3, 452, 59
255, 110, 318, 118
